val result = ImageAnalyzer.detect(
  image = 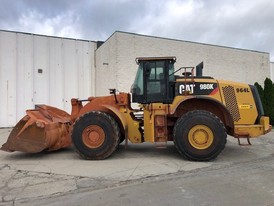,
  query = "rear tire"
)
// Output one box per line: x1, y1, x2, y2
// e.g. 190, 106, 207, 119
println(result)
173, 110, 227, 161
71, 111, 120, 160
119, 135, 125, 144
